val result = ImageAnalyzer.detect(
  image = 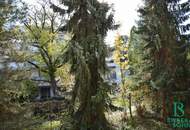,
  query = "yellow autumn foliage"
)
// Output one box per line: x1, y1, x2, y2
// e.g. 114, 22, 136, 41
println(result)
114, 34, 129, 70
